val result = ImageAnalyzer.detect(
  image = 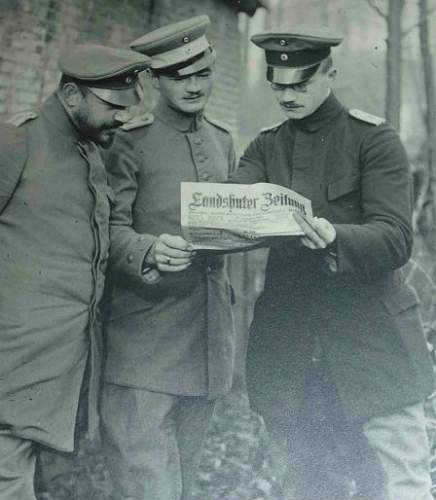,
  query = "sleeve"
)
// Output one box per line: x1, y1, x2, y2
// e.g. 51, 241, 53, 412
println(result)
105, 131, 159, 285
227, 133, 268, 184
227, 135, 237, 176
334, 125, 413, 281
